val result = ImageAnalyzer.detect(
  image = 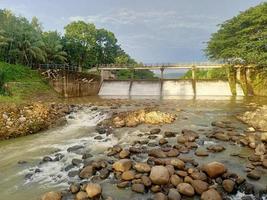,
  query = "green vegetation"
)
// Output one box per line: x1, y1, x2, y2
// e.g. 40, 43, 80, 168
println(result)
0, 62, 56, 103
183, 68, 228, 80
206, 2, 267, 67
115, 69, 157, 80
